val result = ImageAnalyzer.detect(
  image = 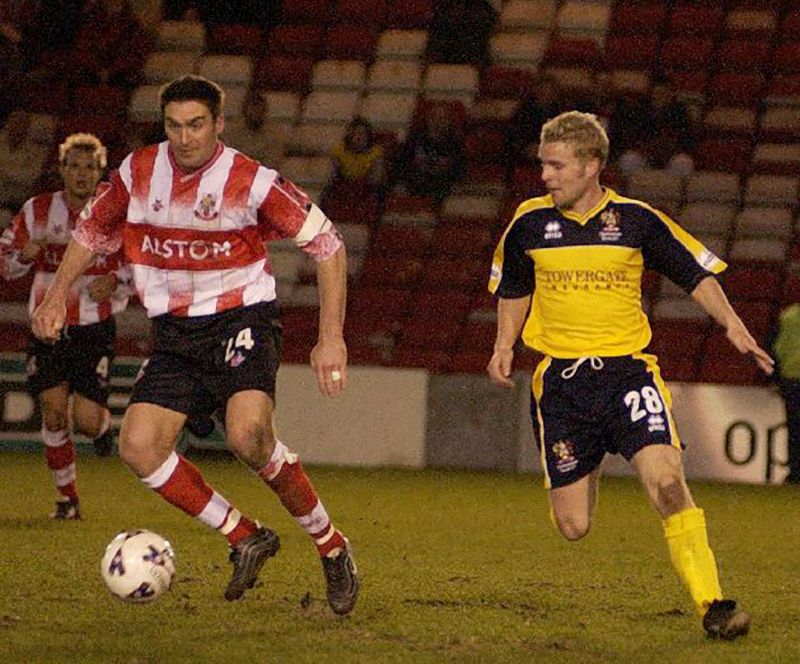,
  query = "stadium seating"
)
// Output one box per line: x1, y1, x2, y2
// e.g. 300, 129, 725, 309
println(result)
3, 1, 798, 384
